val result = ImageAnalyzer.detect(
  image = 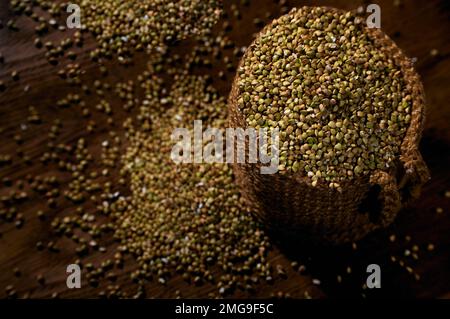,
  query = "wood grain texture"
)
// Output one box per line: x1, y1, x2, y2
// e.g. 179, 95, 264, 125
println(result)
0, 0, 449, 299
